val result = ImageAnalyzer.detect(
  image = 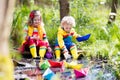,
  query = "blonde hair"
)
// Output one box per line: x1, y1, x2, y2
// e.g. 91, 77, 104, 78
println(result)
61, 16, 75, 27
